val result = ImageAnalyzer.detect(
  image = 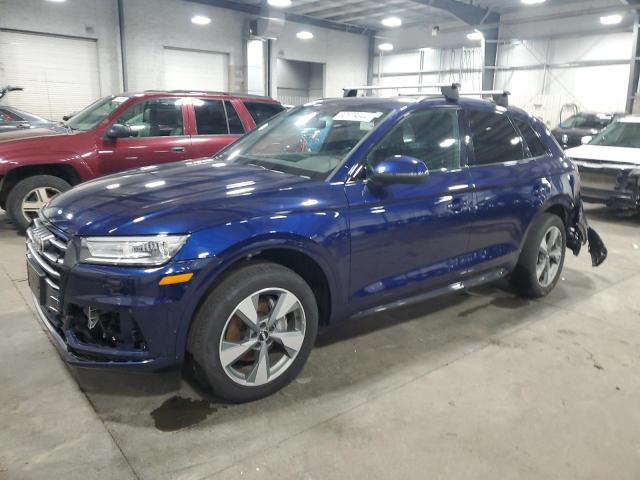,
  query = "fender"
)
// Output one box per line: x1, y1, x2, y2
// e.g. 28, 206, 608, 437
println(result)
171, 233, 348, 363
